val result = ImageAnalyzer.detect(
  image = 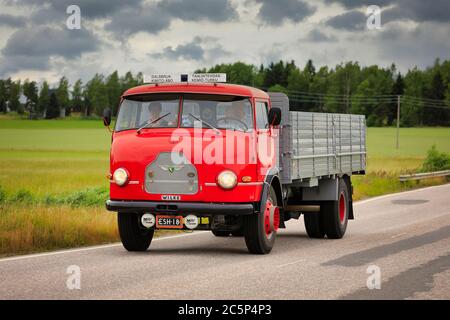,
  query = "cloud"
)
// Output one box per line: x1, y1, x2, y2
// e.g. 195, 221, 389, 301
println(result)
0, 55, 50, 75
149, 37, 229, 61
105, 0, 237, 39
325, 10, 366, 30
0, 26, 100, 75
7, 0, 143, 19
370, 23, 450, 69
303, 29, 336, 42
0, 13, 26, 28
383, 0, 450, 24
256, 0, 316, 26
104, 6, 171, 39
326, 0, 450, 25
158, 0, 237, 22
2, 26, 99, 58
323, 0, 395, 9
